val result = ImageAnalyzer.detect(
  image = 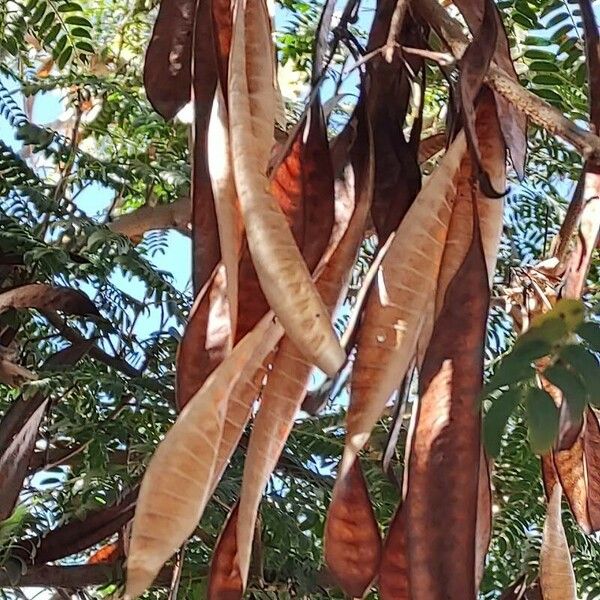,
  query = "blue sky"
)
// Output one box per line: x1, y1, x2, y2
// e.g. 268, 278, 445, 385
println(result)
0, 76, 195, 599
0, 72, 192, 346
